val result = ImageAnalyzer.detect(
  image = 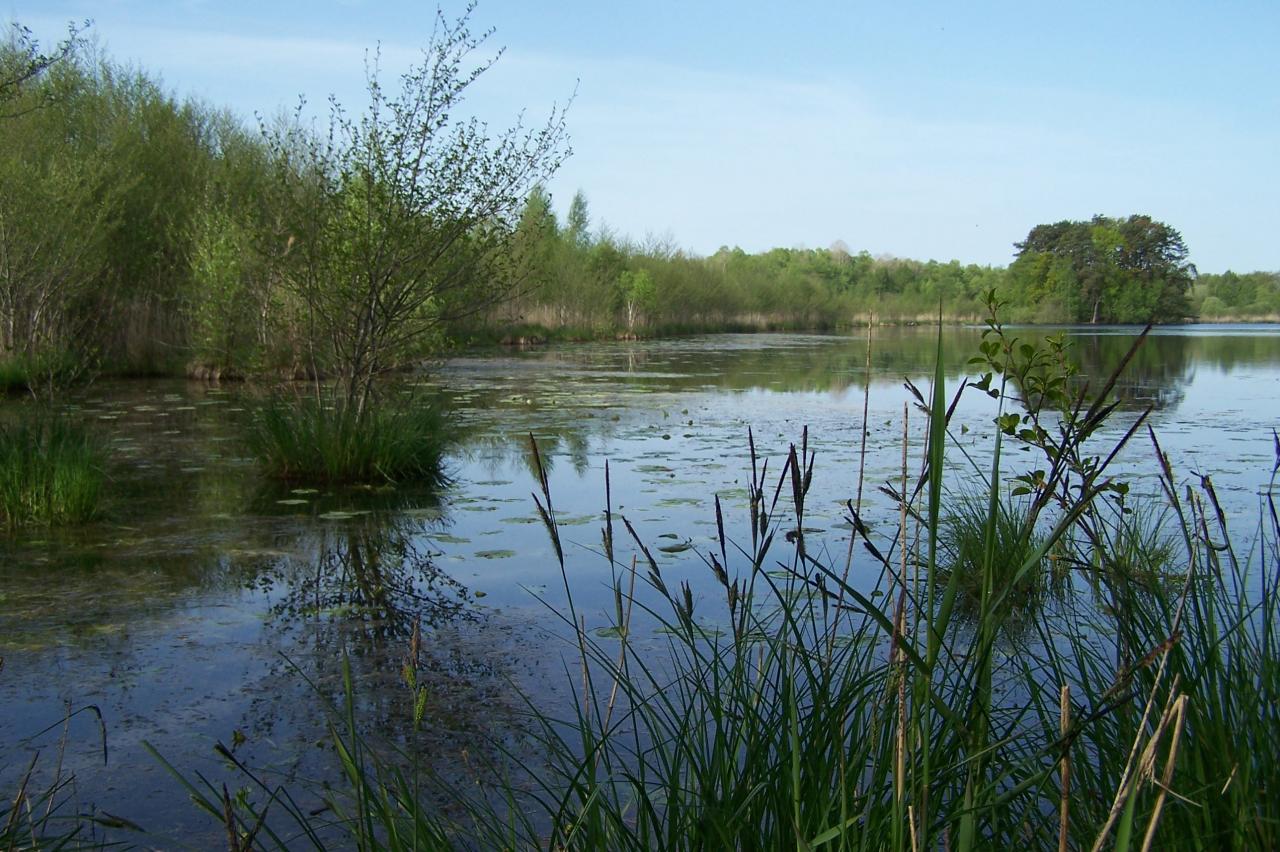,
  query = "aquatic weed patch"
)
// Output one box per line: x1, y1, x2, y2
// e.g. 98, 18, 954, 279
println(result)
245, 392, 451, 486
0, 410, 105, 528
